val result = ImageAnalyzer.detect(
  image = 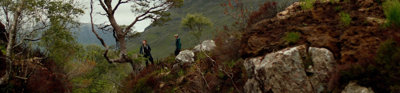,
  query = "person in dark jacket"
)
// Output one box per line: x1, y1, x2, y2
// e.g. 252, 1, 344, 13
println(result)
174, 34, 181, 56
140, 40, 154, 66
